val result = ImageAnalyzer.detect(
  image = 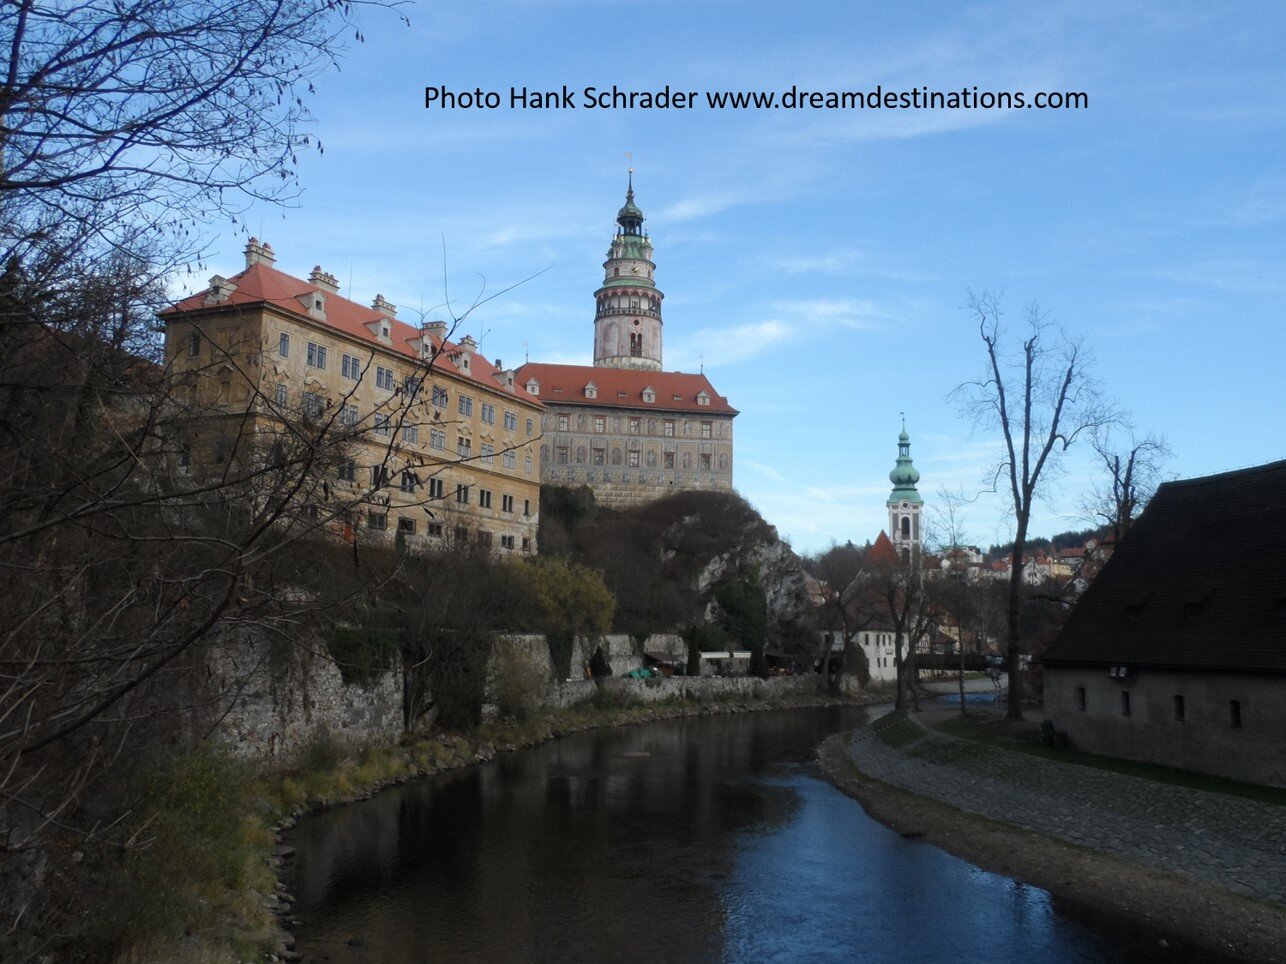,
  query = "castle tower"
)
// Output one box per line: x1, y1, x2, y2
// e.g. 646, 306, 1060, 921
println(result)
887, 421, 923, 556
593, 173, 663, 371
